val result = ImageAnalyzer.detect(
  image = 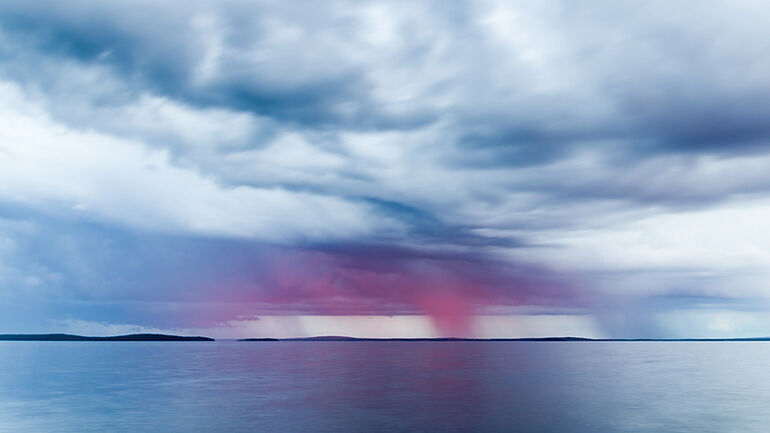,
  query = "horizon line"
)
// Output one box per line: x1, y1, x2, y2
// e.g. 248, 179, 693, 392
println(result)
7, 333, 770, 342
